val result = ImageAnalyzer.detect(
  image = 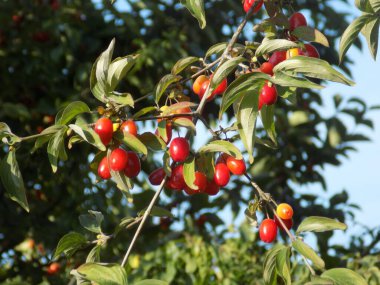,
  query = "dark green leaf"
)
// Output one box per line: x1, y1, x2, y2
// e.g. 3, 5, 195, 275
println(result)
292, 239, 325, 270
155, 74, 181, 104
260, 105, 277, 144
171, 56, 199, 75
138, 132, 166, 151
53, 232, 88, 260
79, 211, 104, 234
69, 123, 106, 151
180, 0, 206, 29
107, 55, 137, 91
362, 16, 379, 60
133, 106, 157, 119
255, 39, 298, 56
263, 244, 285, 285
138, 206, 173, 218
75, 263, 128, 285
296, 216, 347, 234
292, 26, 330, 47
47, 126, 68, 173
86, 245, 101, 263
56, 101, 91, 126
369, 0, 380, 11
210, 56, 246, 89
198, 140, 243, 159
355, 0, 374, 12
108, 92, 134, 107
114, 131, 148, 156
274, 71, 324, 89
321, 268, 368, 285
276, 246, 292, 285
